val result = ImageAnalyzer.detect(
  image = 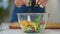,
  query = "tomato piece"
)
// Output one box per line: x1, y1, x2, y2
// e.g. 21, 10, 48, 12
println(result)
40, 21, 45, 25
32, 27, 36, 32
